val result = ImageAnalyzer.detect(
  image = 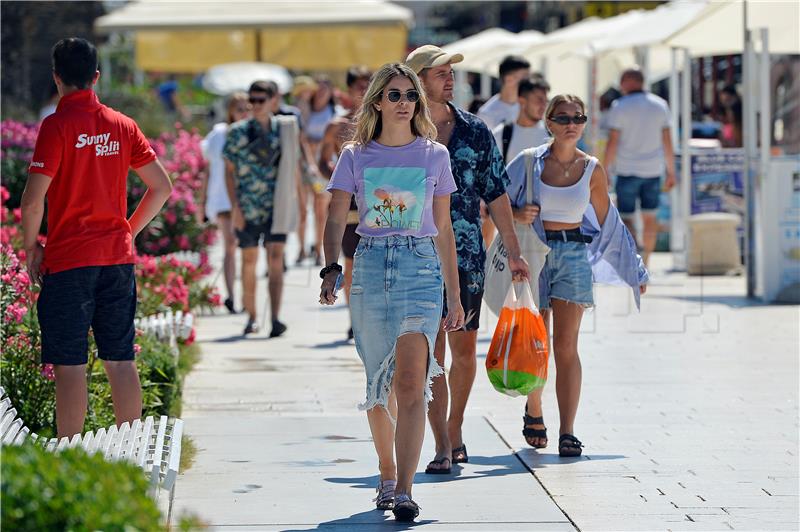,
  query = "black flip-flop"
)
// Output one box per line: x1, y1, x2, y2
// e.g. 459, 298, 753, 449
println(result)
451, 444, 468, 464
424, 457, 451, 474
